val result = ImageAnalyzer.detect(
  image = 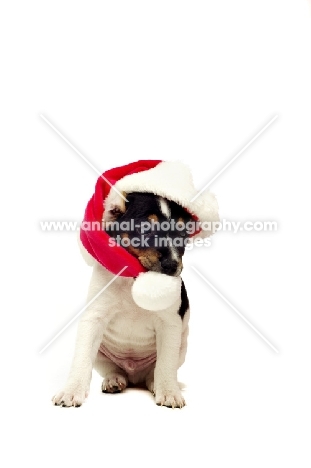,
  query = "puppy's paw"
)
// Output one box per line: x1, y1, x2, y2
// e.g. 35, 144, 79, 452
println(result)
155, 386, 186, 408
52, 387, 88, 407
102, 374, 127, 393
